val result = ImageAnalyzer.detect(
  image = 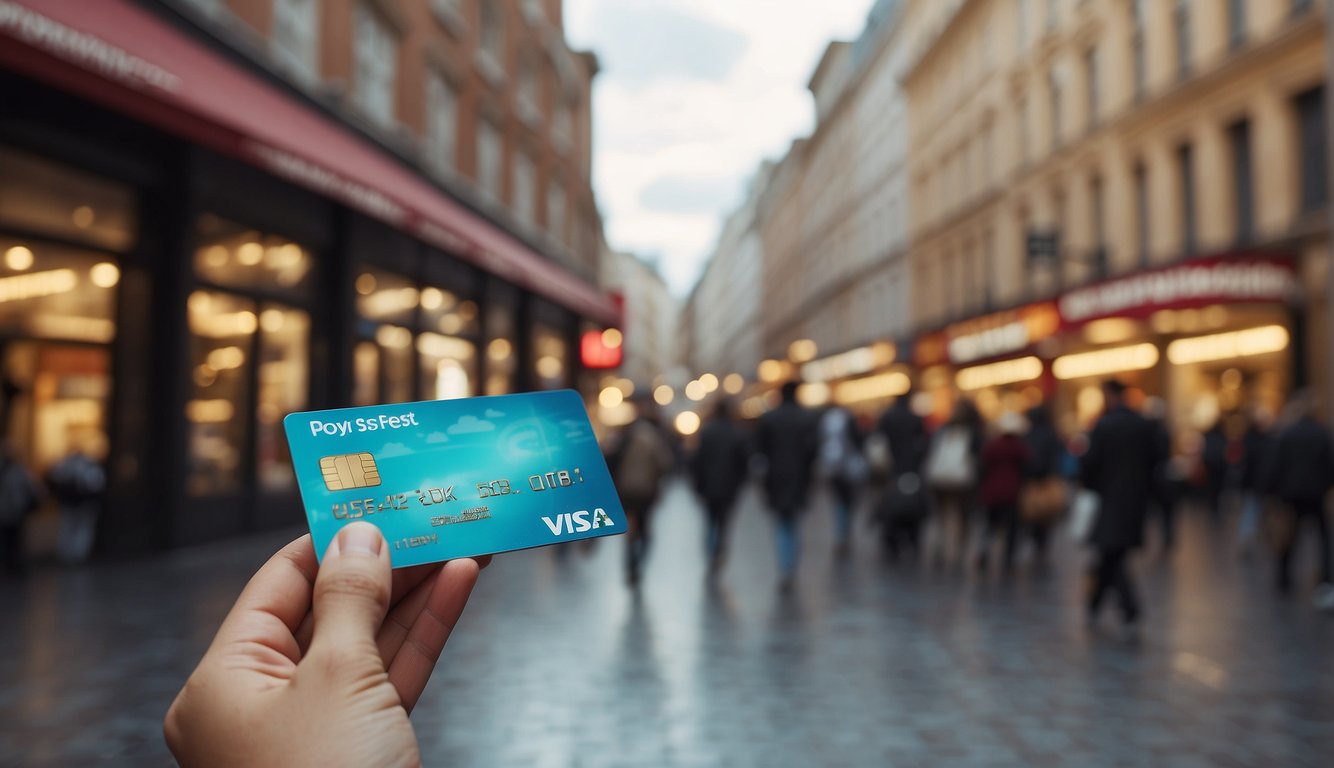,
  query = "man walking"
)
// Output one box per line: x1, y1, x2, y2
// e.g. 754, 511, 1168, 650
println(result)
1267, 391, 1334, 603
1080, 380, 1164, 636
755, 381, 816, 590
